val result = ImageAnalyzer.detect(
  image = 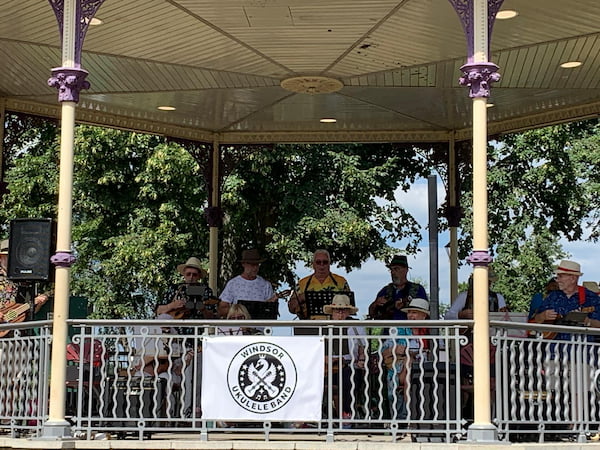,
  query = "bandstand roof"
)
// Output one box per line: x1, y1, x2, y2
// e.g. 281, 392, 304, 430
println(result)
1, 0, 599, 145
